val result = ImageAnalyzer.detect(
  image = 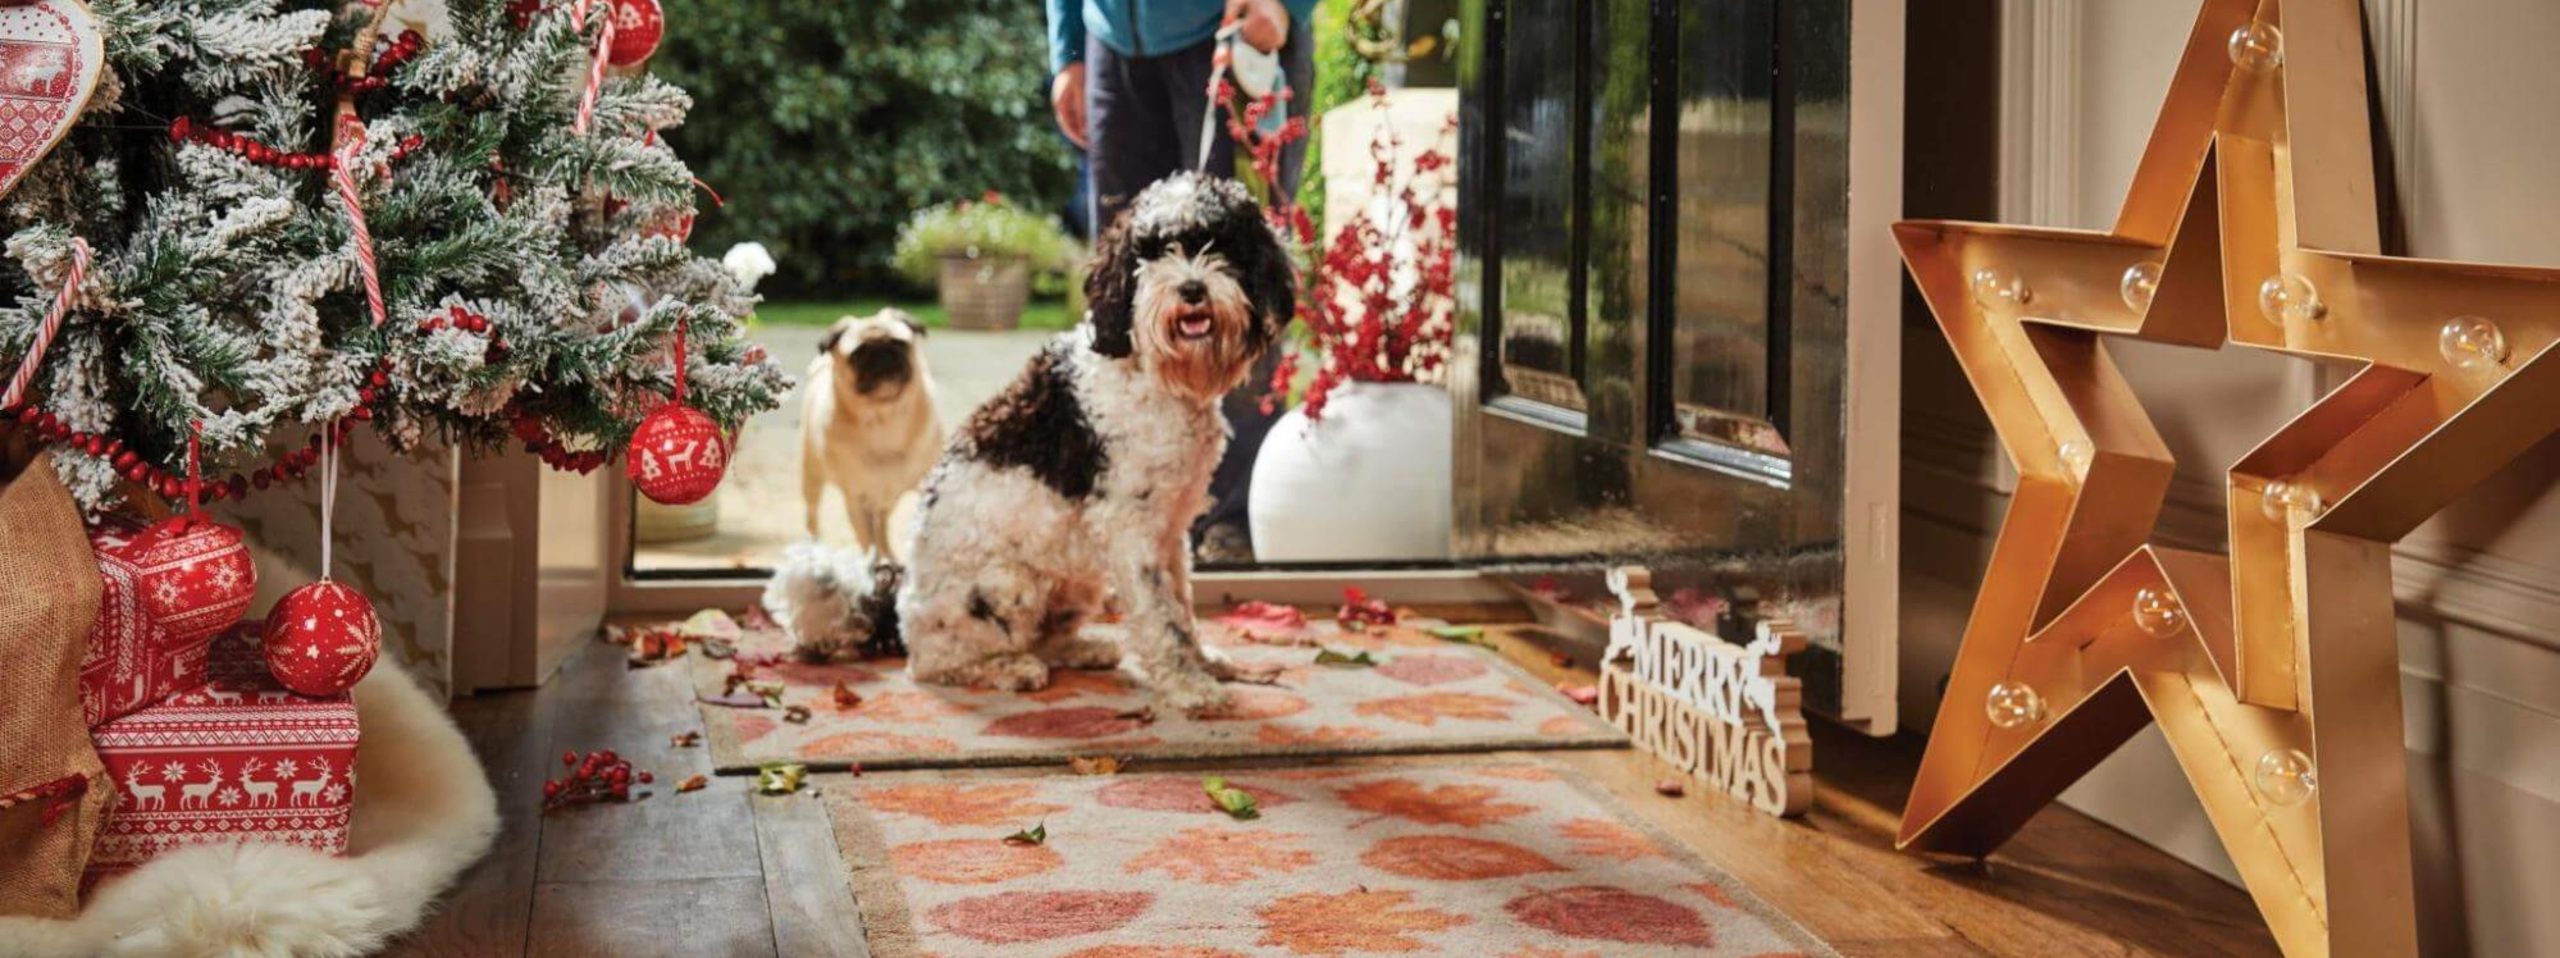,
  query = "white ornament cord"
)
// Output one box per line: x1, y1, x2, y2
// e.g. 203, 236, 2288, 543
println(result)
318, 426, 339, 582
